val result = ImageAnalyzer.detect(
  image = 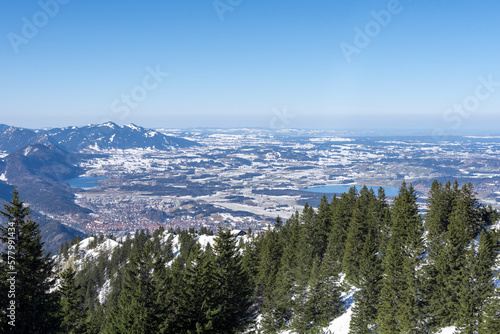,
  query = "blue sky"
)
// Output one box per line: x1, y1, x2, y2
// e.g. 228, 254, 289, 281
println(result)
1, 0, 499, 133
